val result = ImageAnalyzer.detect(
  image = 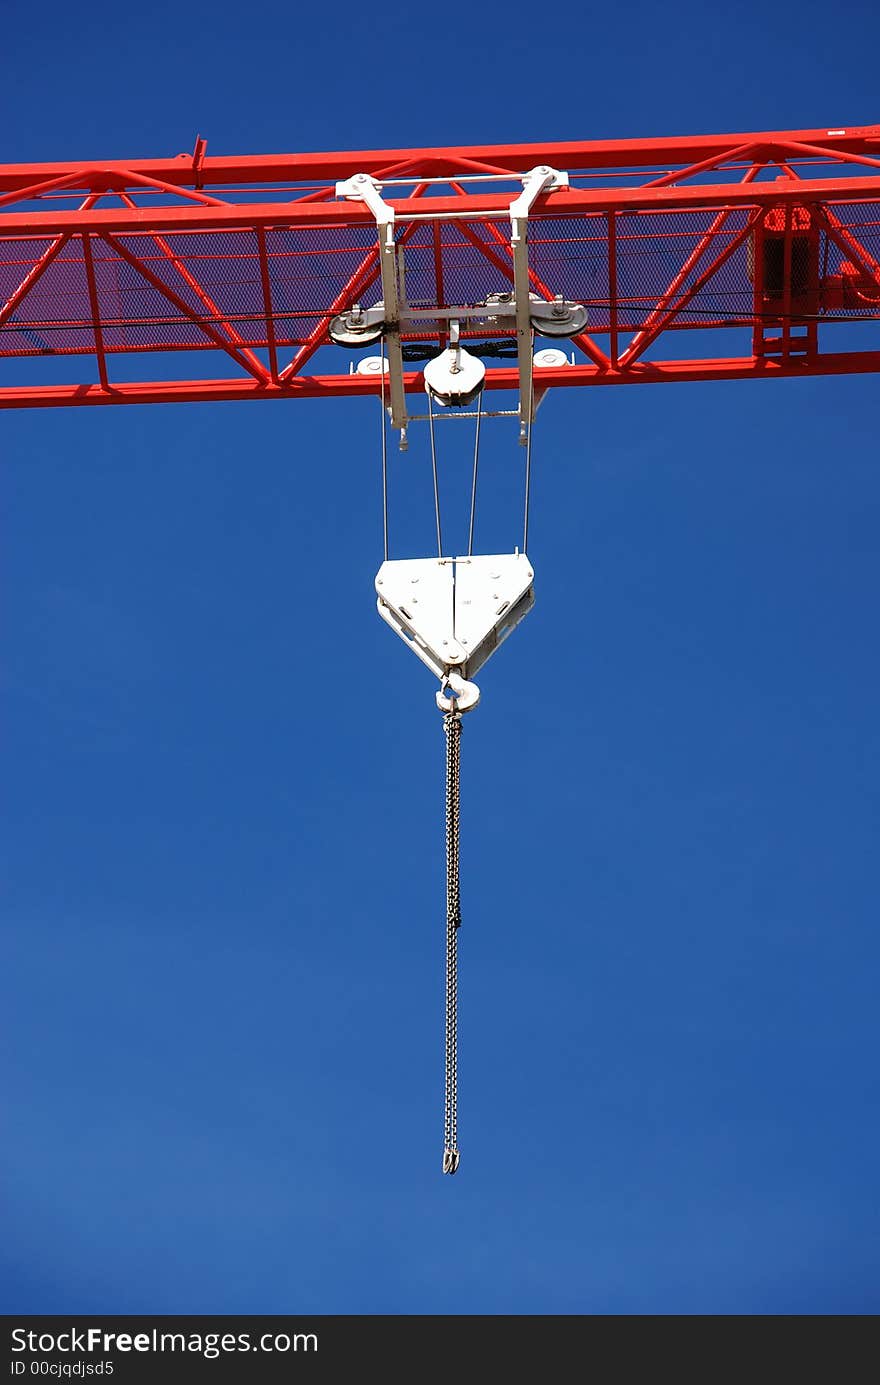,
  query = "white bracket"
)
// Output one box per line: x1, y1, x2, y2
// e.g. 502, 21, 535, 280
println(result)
337, 172, 408, 429
375, 553, 535, 710
336, 166, 585, 436
509, 166, 568, 427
